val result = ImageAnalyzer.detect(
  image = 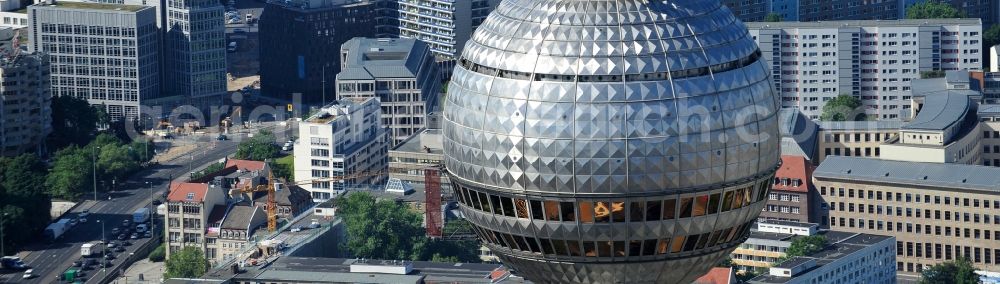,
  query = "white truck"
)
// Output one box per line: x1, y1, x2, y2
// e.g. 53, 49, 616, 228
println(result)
133, 208, 150, 224
80, 243, 101, 257
43, 219, 71, 241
